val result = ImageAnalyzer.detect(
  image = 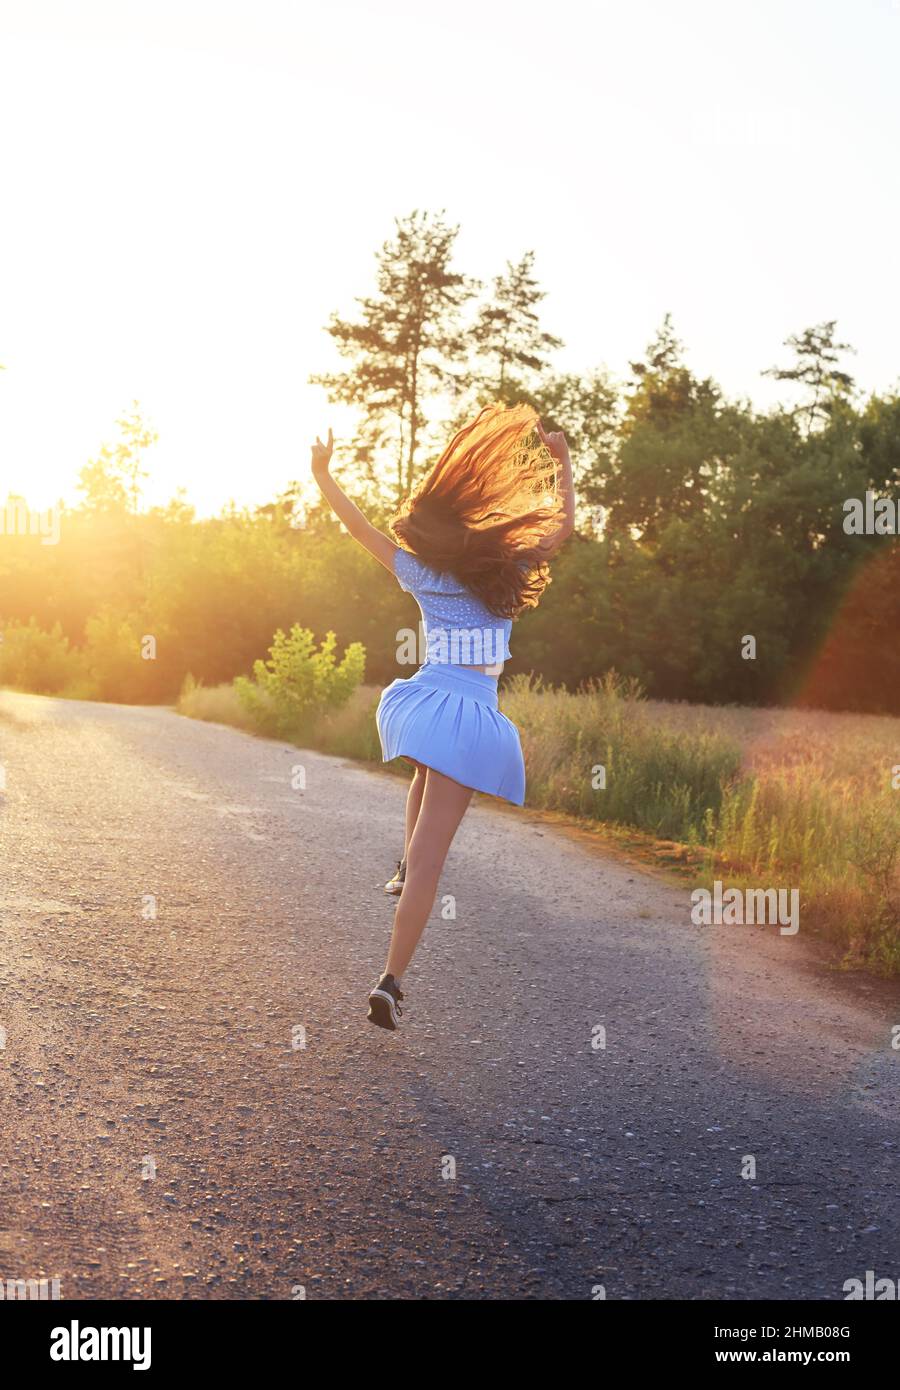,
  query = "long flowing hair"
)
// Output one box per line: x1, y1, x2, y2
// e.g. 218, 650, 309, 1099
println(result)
390, 402, 563, 618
